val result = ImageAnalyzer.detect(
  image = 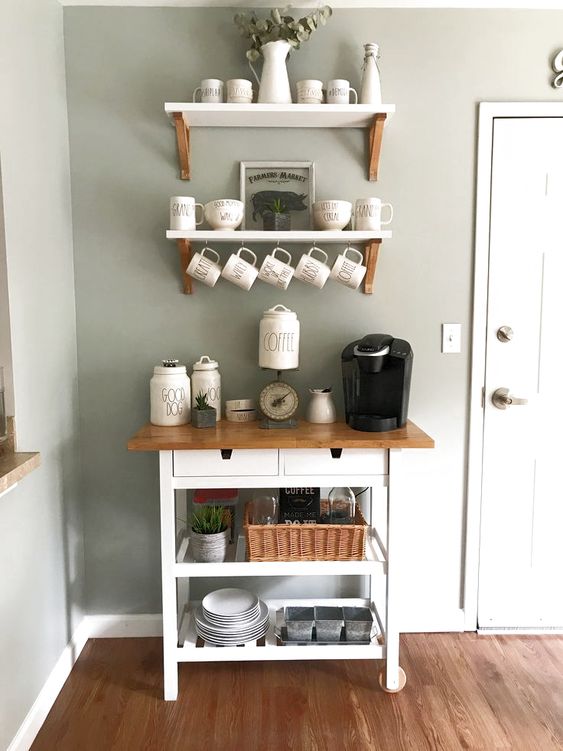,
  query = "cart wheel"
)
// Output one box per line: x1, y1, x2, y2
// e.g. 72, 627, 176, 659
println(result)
378, 666, 407, 693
